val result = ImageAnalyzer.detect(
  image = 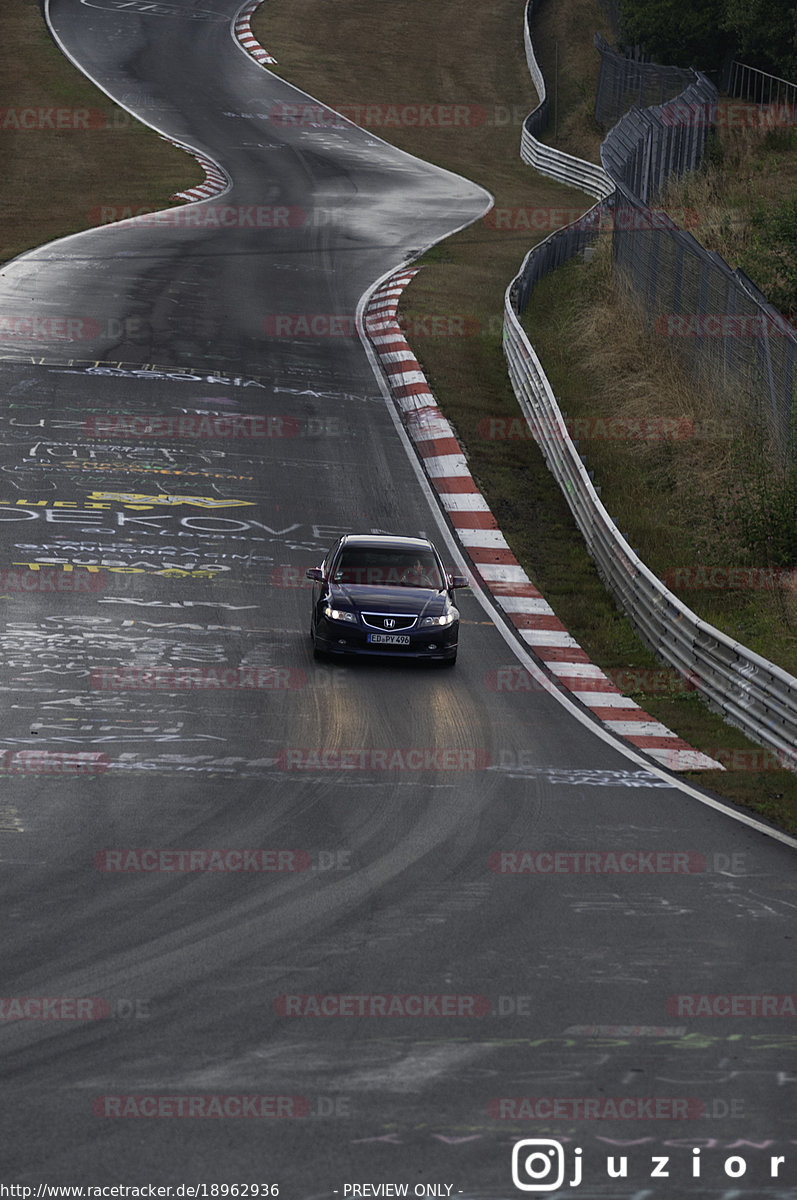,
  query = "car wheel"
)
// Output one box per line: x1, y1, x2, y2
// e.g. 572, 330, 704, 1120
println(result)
440, 653, 457, 668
